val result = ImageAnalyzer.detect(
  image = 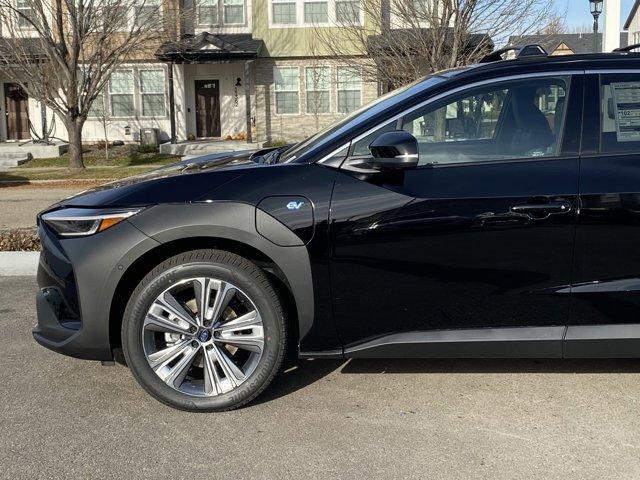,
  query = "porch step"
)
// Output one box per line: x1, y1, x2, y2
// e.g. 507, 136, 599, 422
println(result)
0, 152, 32, 168
160, 140, 262, 157
0, 142, 68, 160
